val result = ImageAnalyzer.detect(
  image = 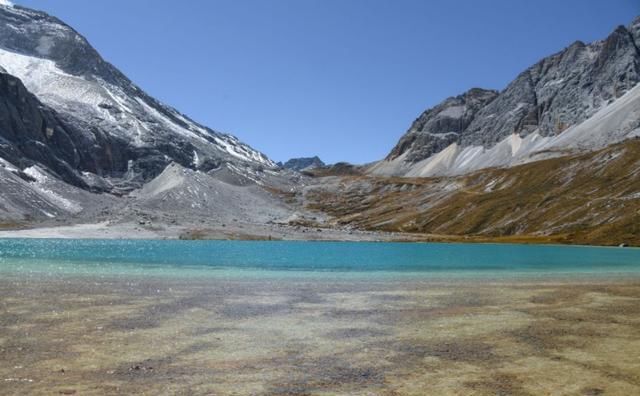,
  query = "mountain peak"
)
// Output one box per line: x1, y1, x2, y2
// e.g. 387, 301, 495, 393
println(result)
0, 2, 276, 193
280, 156, 325, 171
375, 15, 640, 178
